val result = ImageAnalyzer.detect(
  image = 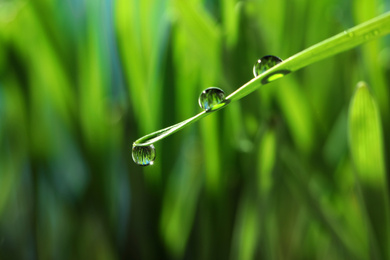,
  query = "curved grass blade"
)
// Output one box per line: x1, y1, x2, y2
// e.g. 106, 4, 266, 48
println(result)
348, 82, 390, 260
133, 111, 207, 146
134, 12, 390, 147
